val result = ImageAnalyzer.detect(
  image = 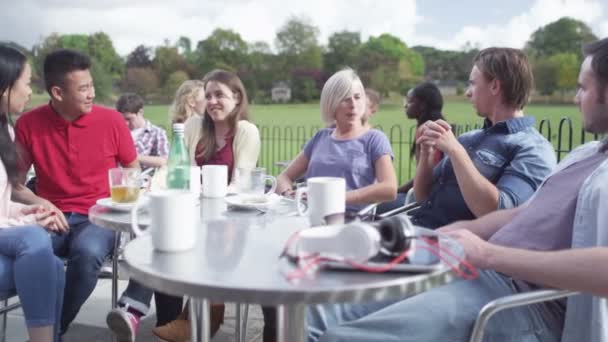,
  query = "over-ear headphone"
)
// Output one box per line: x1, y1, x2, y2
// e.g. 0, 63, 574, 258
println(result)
295, 215, 416, 262
372, 215, 416, 257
